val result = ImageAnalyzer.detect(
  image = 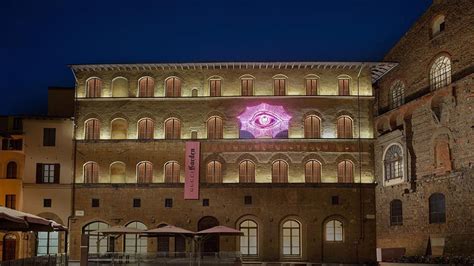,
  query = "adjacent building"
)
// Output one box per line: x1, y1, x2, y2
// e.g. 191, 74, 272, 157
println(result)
68, 61, 395, 263
374, 0, 474, 258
